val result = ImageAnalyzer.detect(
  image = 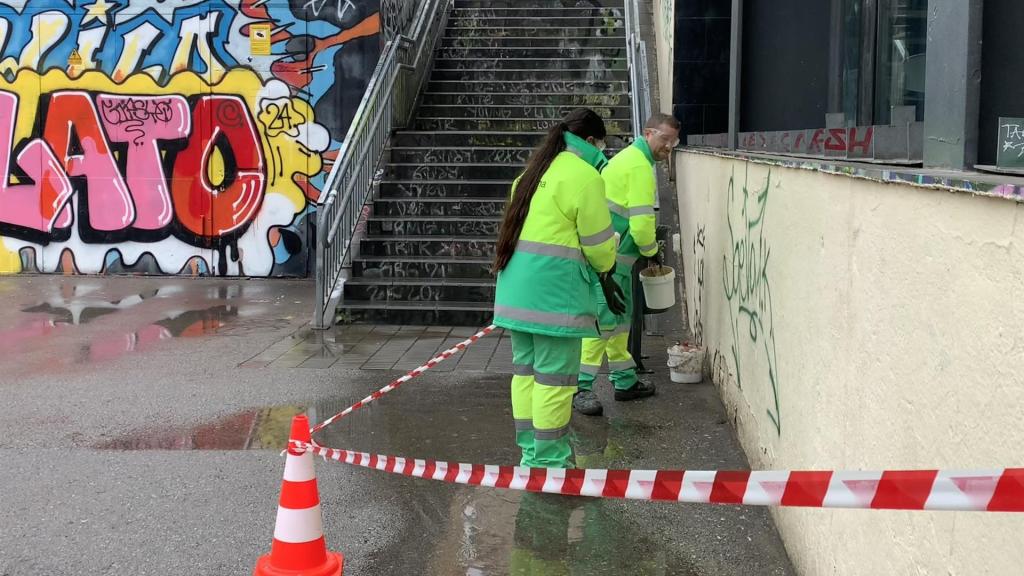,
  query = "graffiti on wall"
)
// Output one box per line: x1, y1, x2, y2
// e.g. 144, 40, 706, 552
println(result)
0, 0, 382, 276
690, 223, 705, 347
722, 167, 781, 436
658, 0, 673, 54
